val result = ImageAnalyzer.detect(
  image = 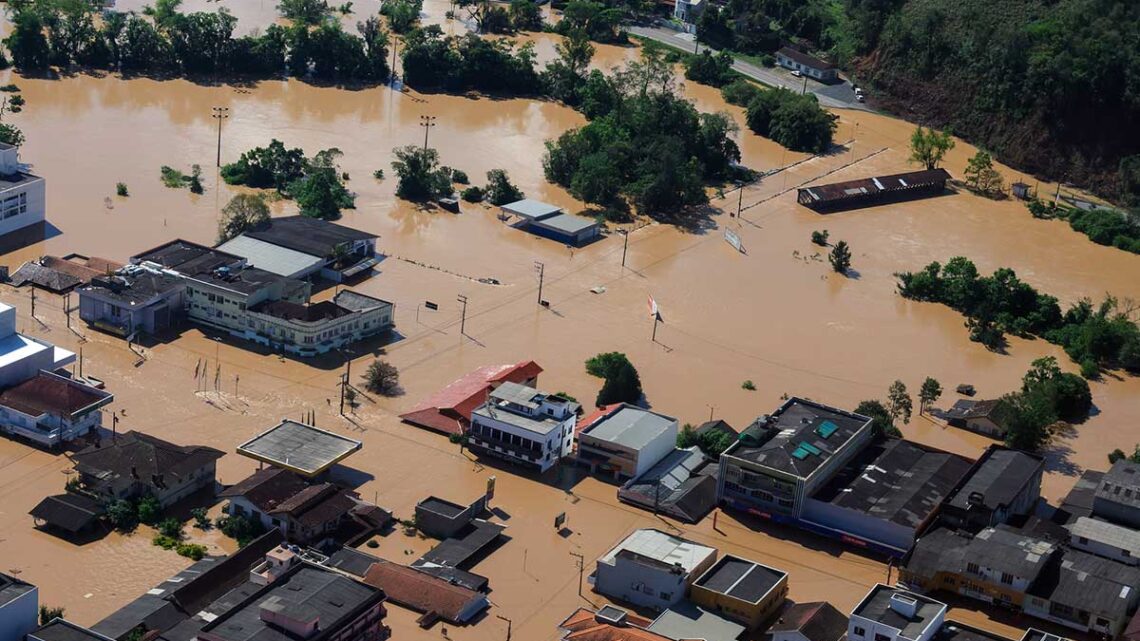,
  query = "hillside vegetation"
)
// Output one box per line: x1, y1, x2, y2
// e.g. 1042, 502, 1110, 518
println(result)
698, 0, 1140, 205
